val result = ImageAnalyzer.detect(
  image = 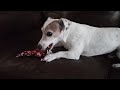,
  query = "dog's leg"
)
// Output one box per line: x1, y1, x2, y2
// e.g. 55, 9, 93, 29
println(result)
43, 51, 80, 62
43, 43, 84, 62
